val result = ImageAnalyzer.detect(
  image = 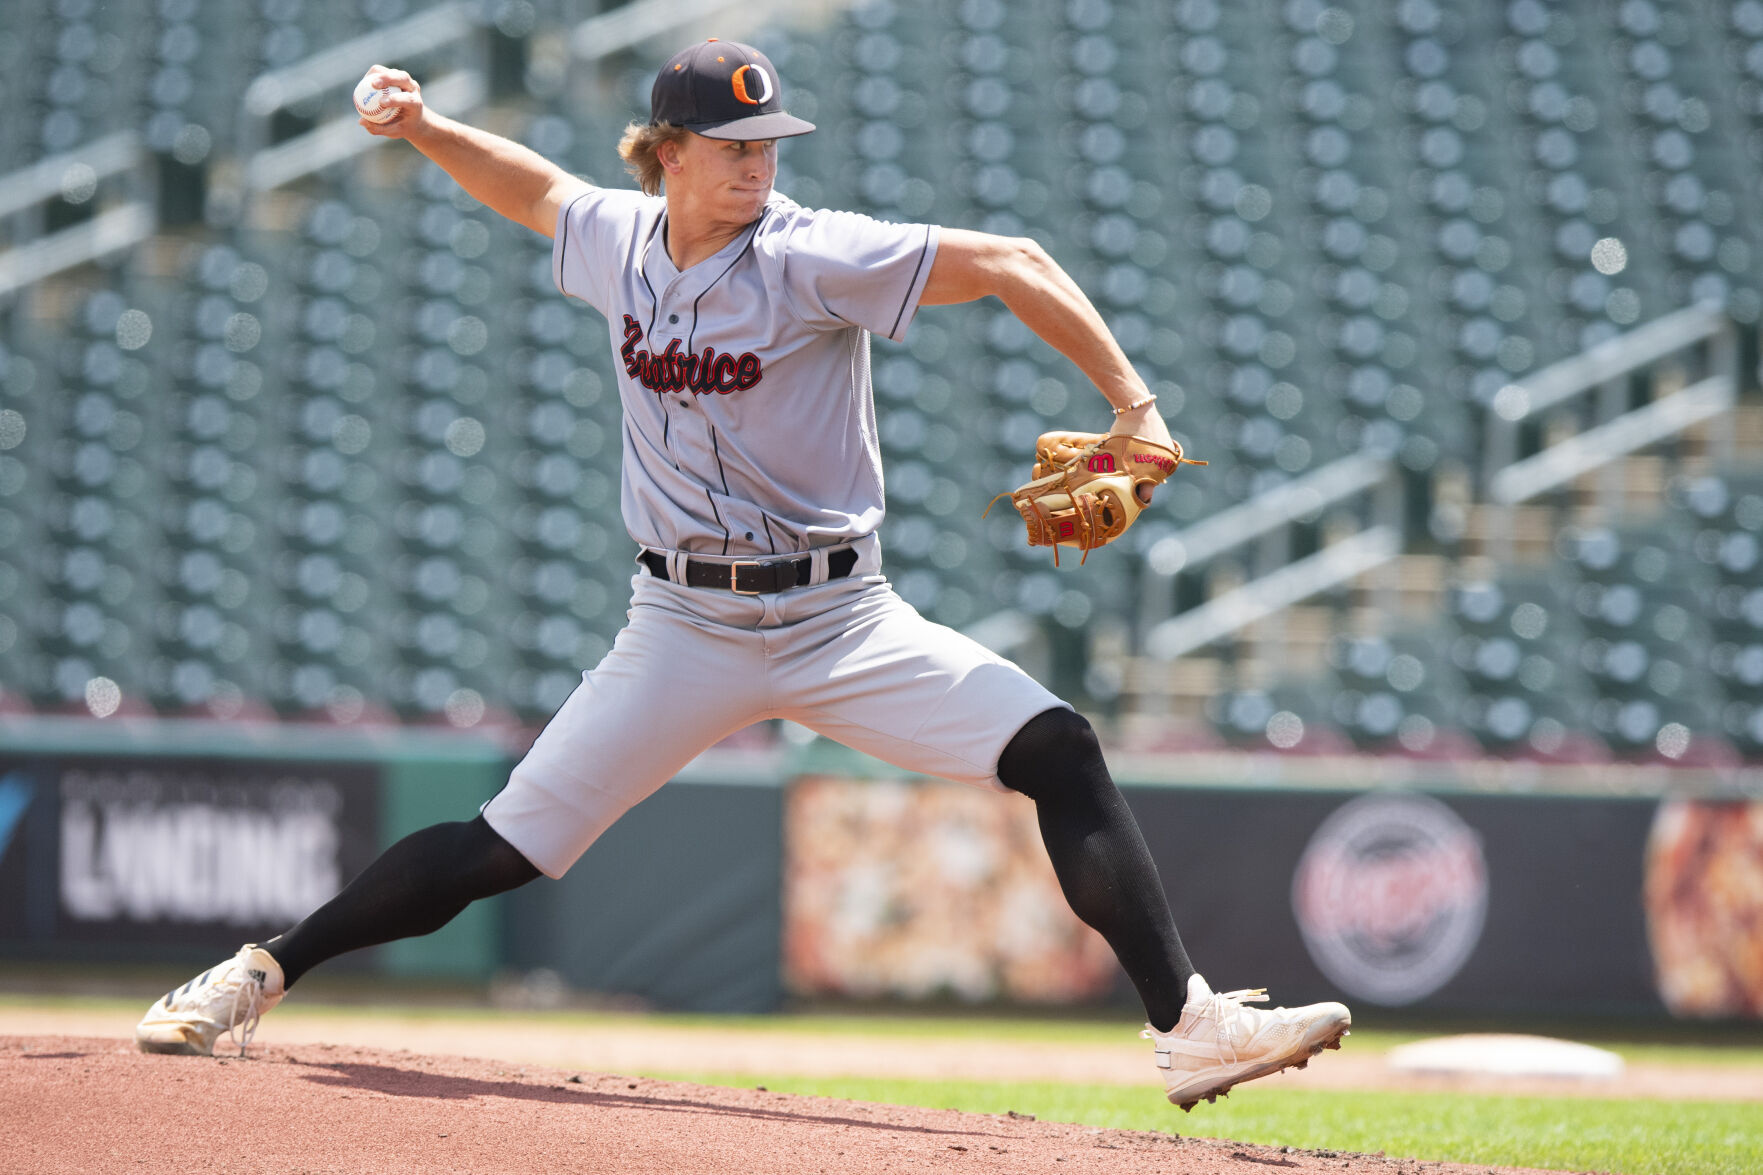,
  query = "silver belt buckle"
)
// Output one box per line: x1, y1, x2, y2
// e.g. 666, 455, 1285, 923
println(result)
729, 560, 763, 594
